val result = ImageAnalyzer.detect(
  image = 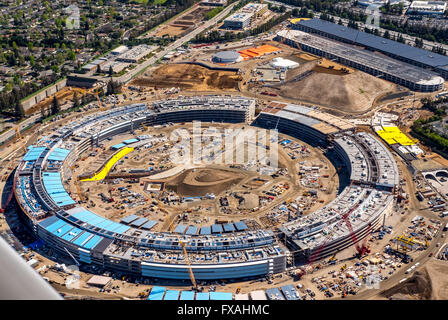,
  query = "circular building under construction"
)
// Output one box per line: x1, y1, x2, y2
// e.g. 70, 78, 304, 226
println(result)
212, 51, 243, 64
